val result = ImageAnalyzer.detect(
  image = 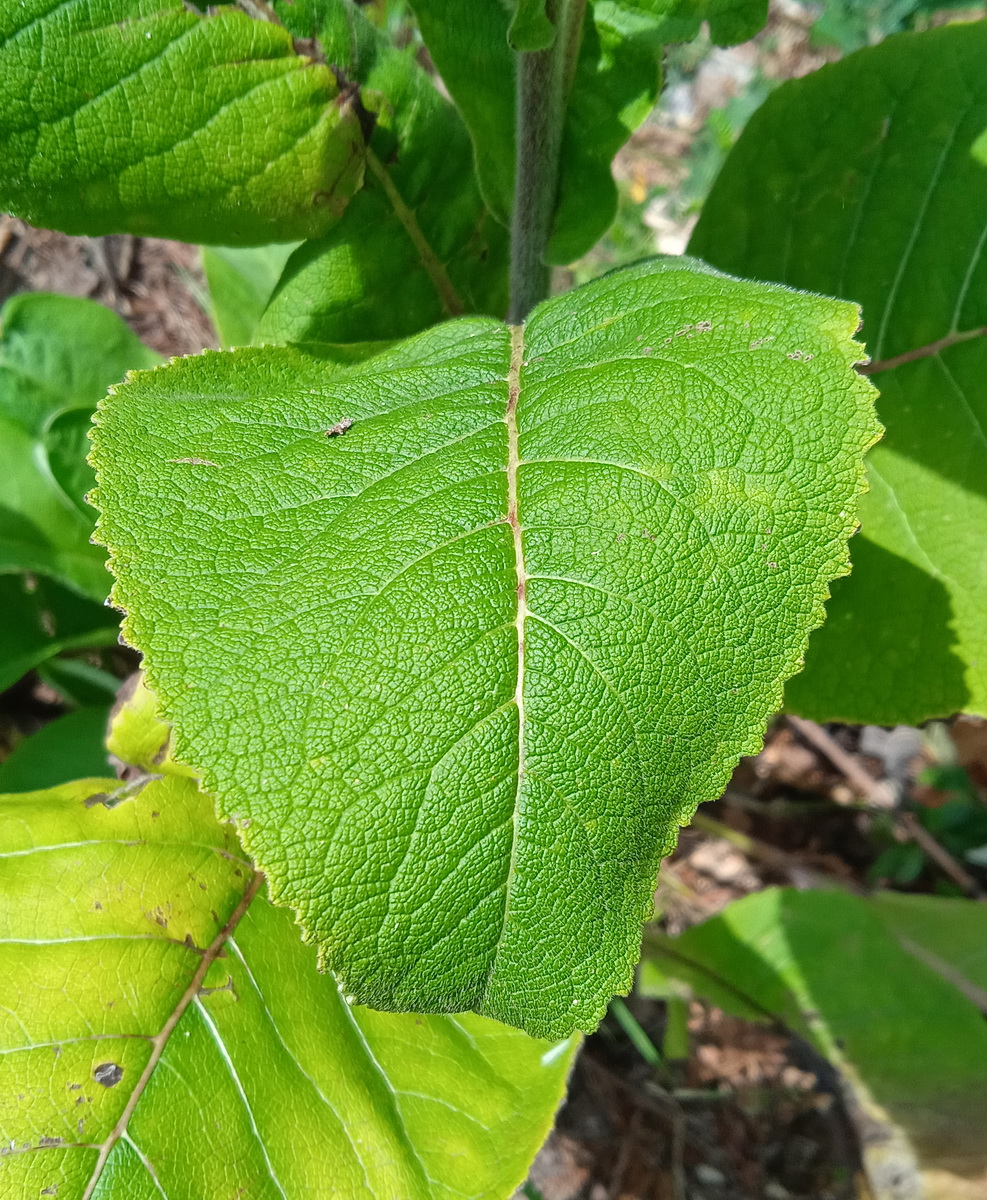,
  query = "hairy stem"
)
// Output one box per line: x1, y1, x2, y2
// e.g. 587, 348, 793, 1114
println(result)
508, 0, 587, 323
